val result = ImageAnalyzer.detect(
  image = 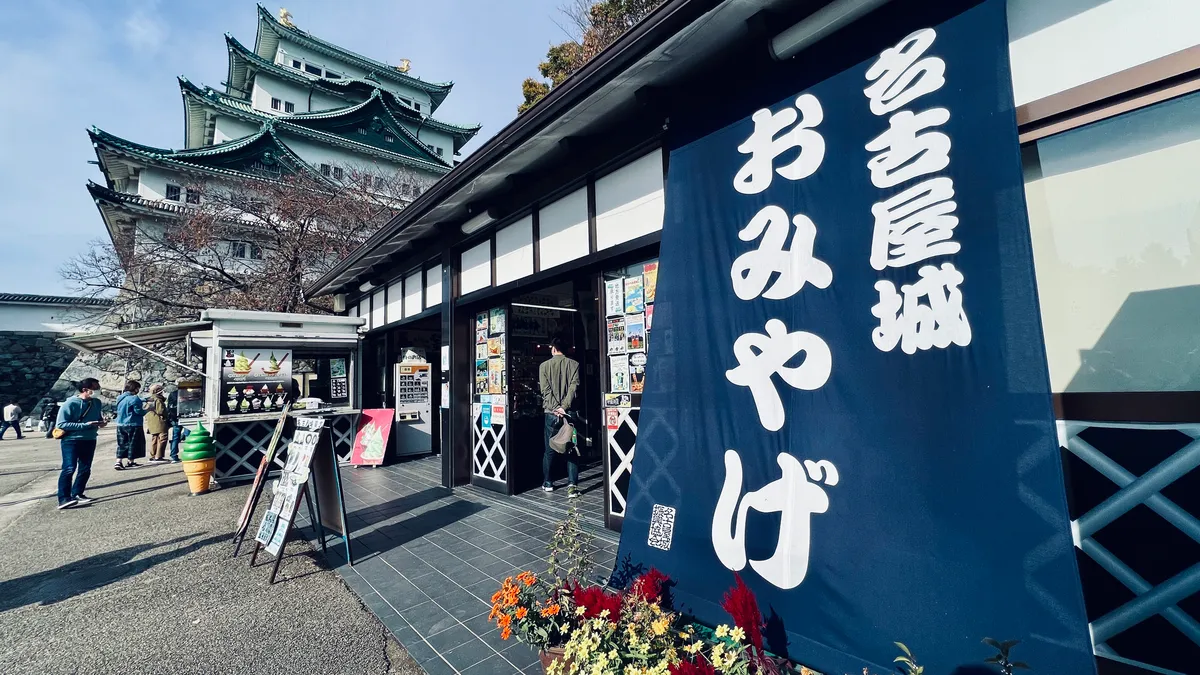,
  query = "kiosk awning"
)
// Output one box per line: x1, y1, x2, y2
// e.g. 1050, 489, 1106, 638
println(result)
58, 321, 212, 378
